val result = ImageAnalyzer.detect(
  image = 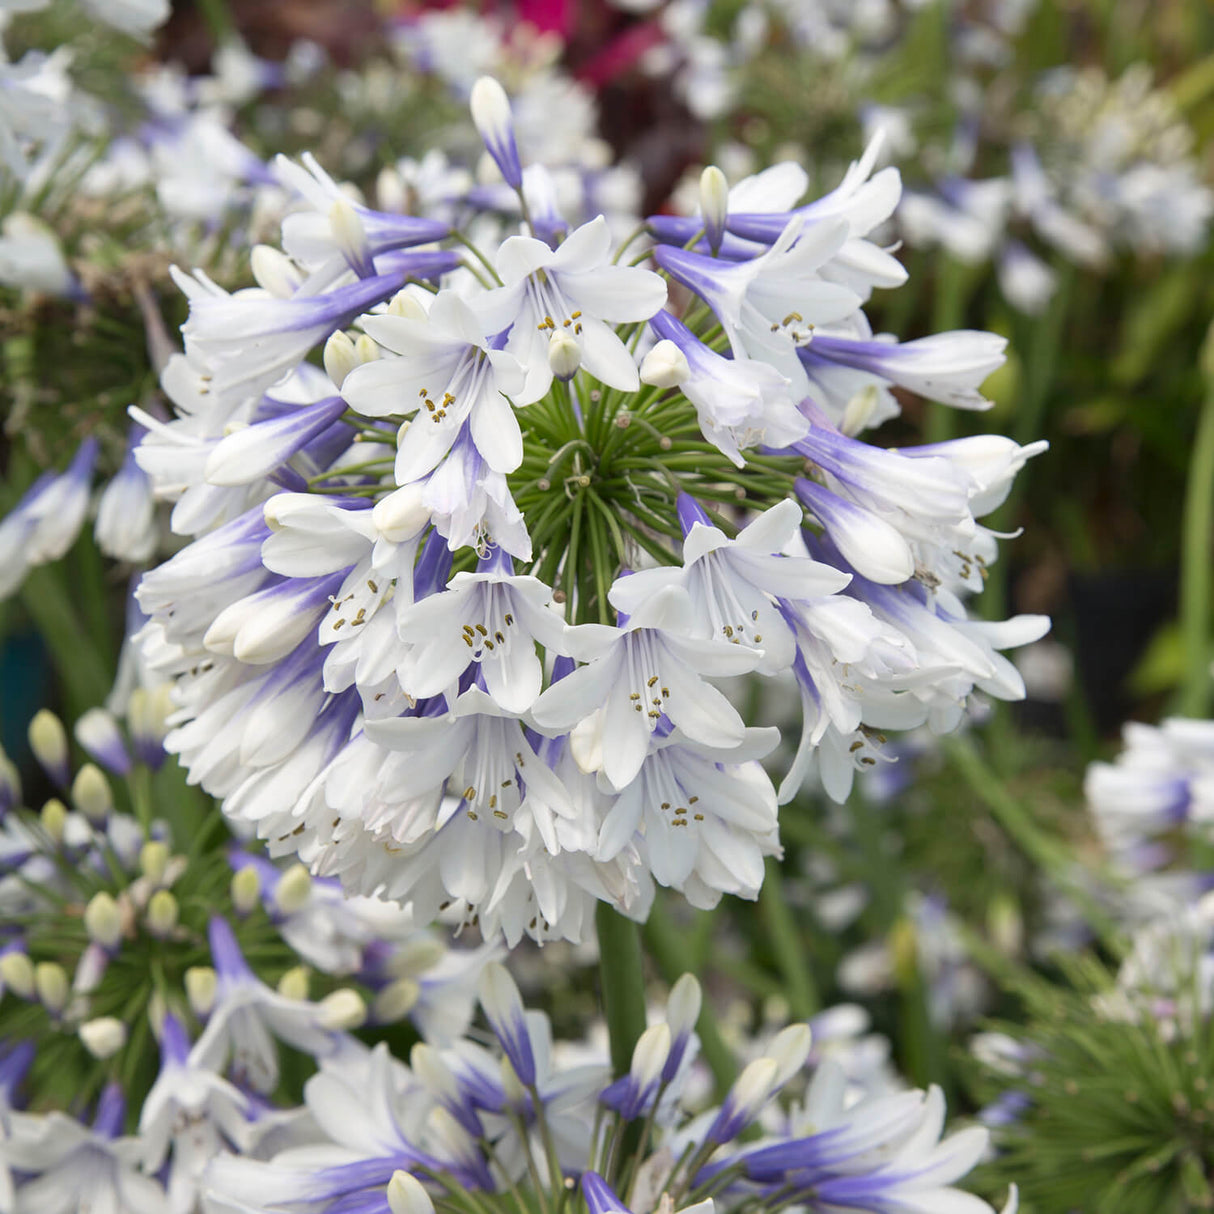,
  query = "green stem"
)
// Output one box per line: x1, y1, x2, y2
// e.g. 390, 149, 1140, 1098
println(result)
757, 858, 818, 1019
944, 737, 1124, 951
19, 563, 113, 721
595, 903, 648, 1080
1176, 336, 1214, 717
642, 901, 735, 1097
